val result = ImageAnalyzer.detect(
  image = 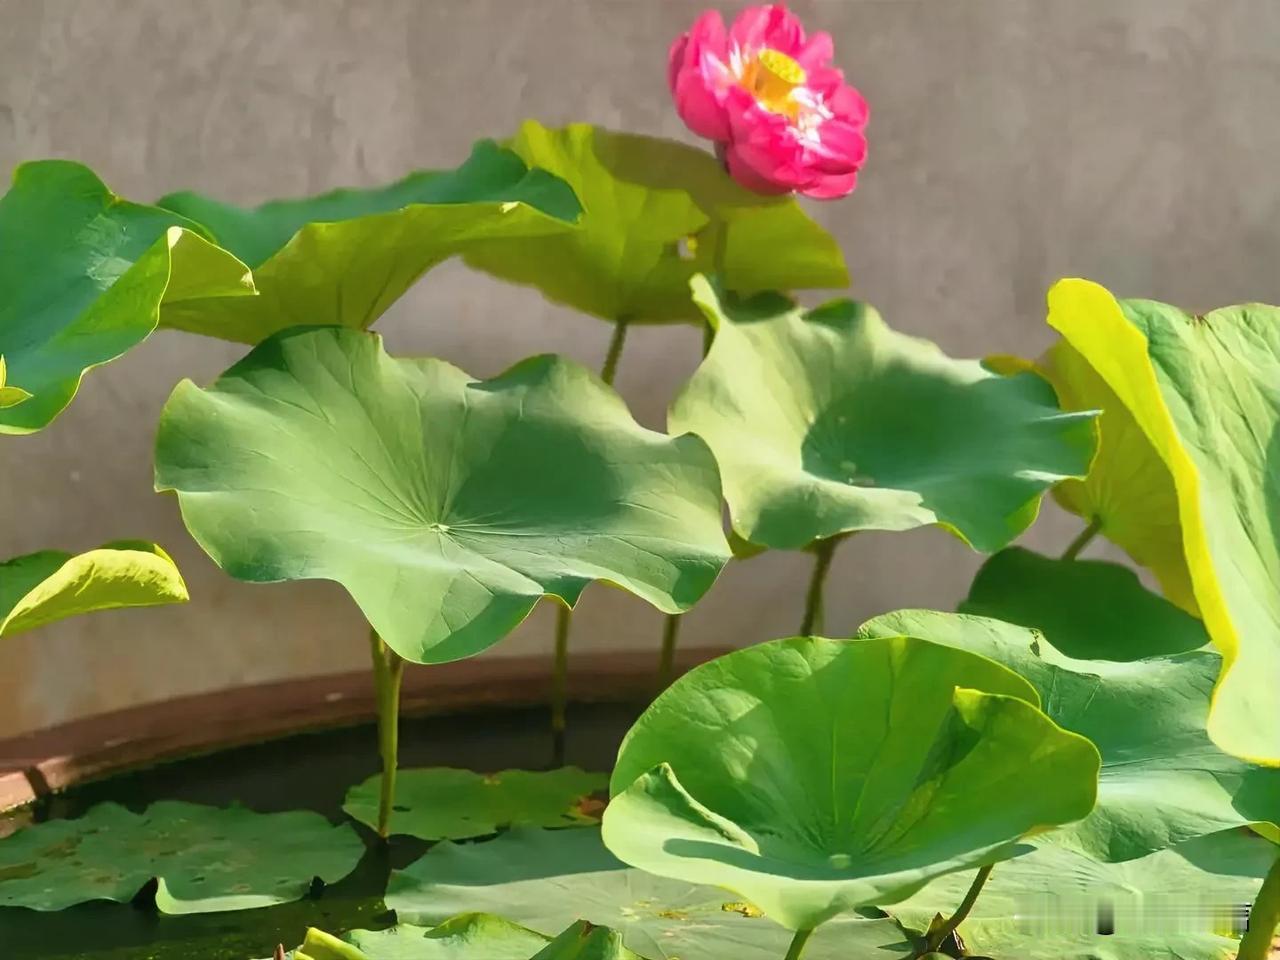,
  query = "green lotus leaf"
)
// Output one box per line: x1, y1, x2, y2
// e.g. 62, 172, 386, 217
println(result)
462, 122, 847, 324
154, 326, 730, 664
1, 541, 188, 638
386, 827, 913, 960
959, 546, 1208, 661
303, 917, 646, 960
887, 827, 1275, 959
1047, 279, 1280, 762
342, 767, 605, 840
857, 610, 1280, 861
668, 278, 1097, 551
345, 915, 551, 960
0, 160, 255, 434
156, 140, 581, 344
0, 801, 363, 913
531, 921, 646, 960
602, 635, 1100, 931
1041, 337, 1197, 614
